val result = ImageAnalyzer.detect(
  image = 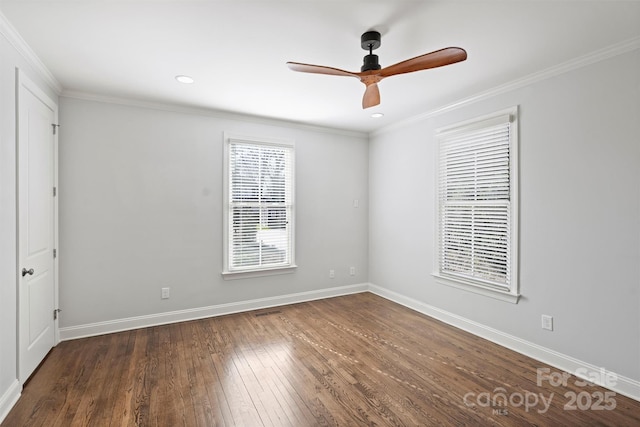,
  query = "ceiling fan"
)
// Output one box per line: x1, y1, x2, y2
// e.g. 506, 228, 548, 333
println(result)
287, 31, 467, 109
